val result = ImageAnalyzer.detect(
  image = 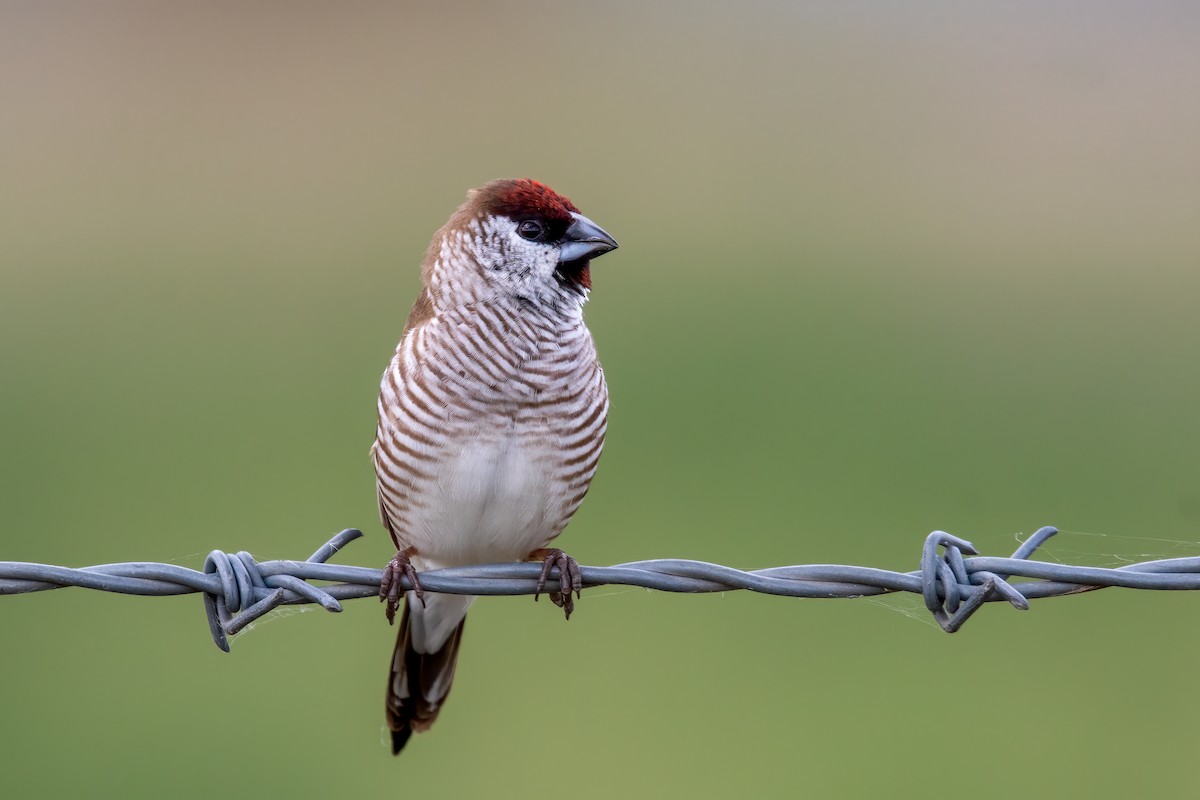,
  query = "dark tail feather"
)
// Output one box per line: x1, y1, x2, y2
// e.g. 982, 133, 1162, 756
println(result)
385, 599, 467, 755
